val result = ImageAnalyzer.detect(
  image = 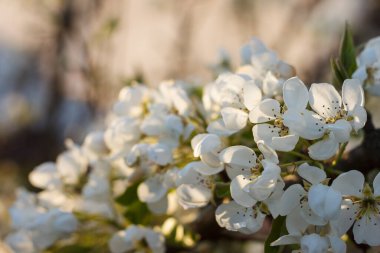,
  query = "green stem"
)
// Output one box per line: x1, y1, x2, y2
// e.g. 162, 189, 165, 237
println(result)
279, 160, 310, 168
286, 151, 310, 160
